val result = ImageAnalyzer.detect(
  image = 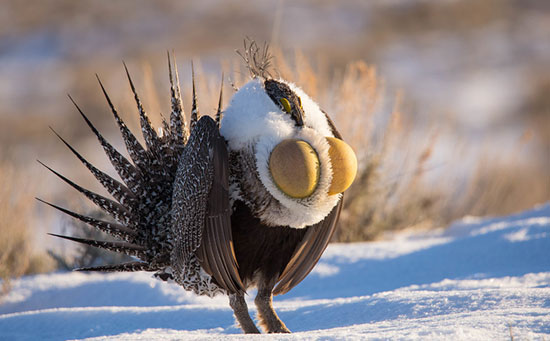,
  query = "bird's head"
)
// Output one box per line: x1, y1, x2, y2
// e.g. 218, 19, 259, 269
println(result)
220, 76, 357, 228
